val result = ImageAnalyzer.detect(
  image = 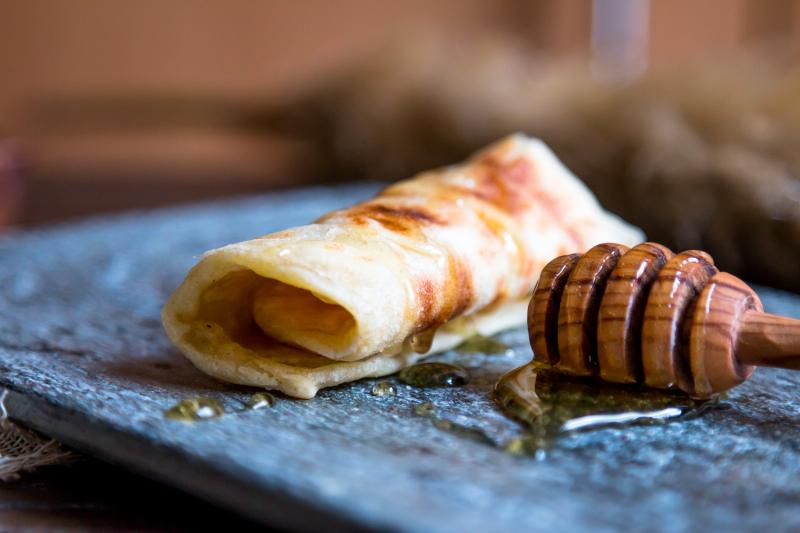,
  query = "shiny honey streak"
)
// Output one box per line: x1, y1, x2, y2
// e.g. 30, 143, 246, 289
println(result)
494, 362, 715, 454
